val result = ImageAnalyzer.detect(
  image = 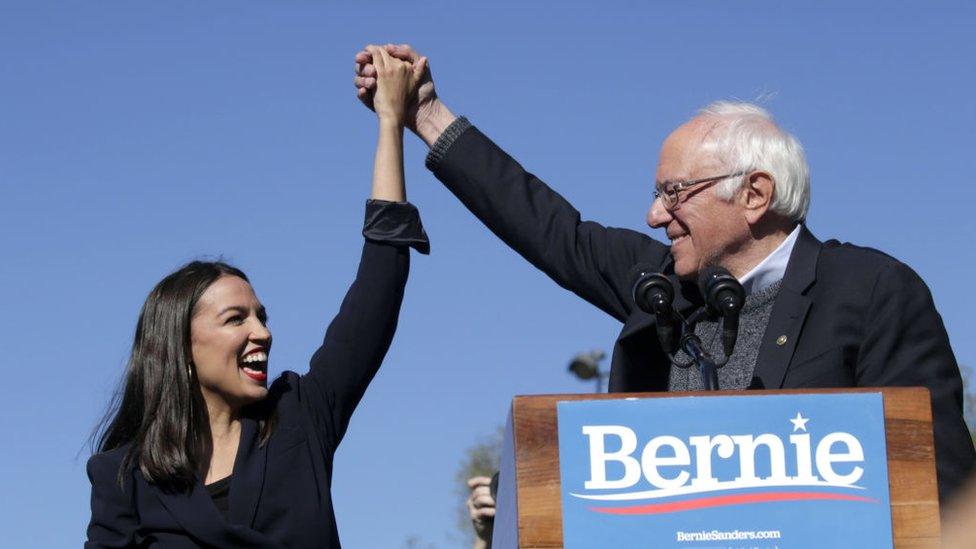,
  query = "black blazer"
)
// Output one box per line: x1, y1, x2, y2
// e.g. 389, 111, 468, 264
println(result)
86, 202, 427, 548
427, 123, 975, 504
